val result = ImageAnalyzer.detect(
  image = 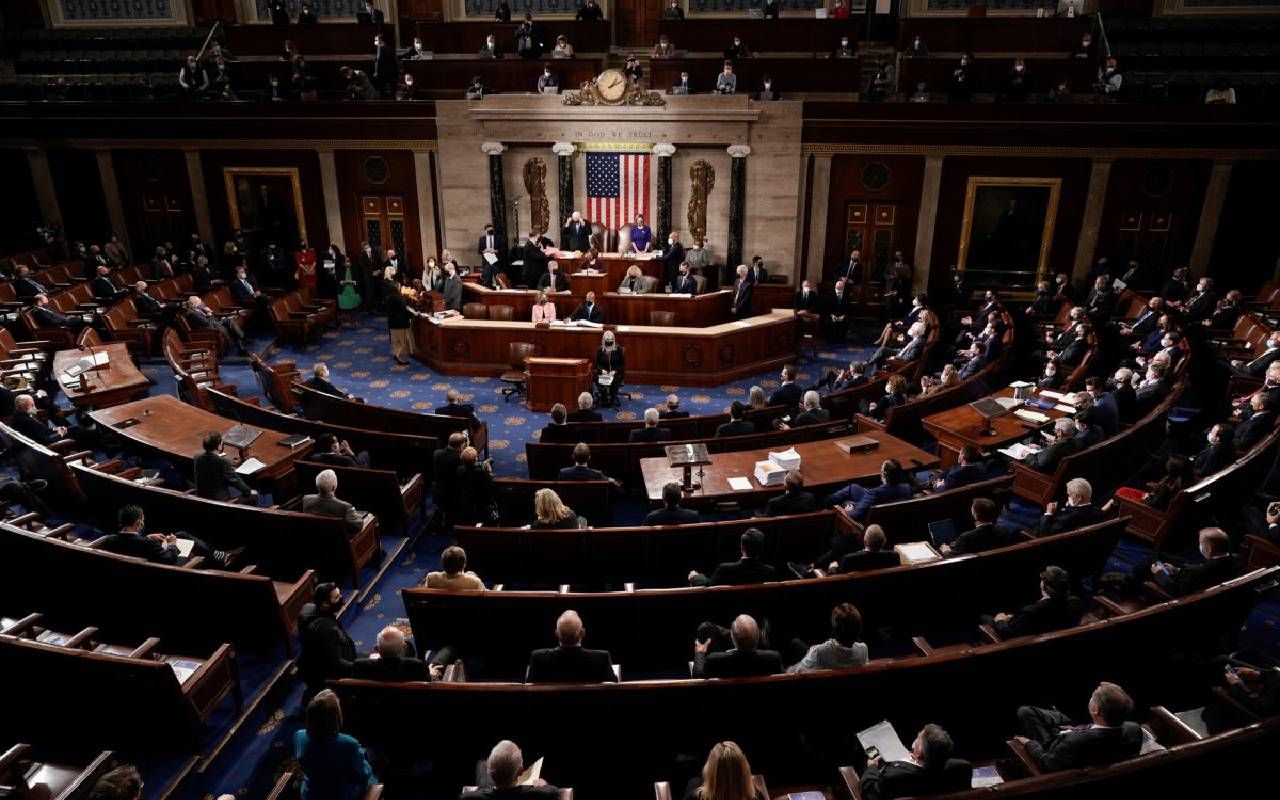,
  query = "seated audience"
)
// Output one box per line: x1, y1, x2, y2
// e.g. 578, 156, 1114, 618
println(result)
539, 403, 578, 443
941, 497, 1010, 556
681, 741, 766, 800
193, 431, 259, 503
453, 447, 496, 525
461, 740, 559, 799
530, 488, 582, 529
568, 291, 603, 323
568, 391, 603, 423
832, 525, 899, 574
868, 321, 928, 371
629, 407, 673, 442
353, 626, 435, 682
779, 390, 830, 429
99, 504, 237, 567
825, 458, 914, 521
558, 442, 613, 483
526, 610, 617, 683
306, 363, 354, 399
309, 432, 370, 468
1023, 418, 1081, 475
185, 295, 248, 353
1014, 682, 1142, 772
303, 469, 366, 533
860, 724, 964, 800
1109, 454, 1191, 512
933, 445, 997, 491
983, 566, 1083, 638
768, 365, 803, 411
659, 393, 689, 419
716, 401, 756, 438
693, 614, 782, 678
764, 470, 816, 517
1235, 393, 1277, 451
861, 374, 910, 422
424, 545, 484, 589
1193, 422, 1236, 478
689, 528, 777, 586
10, 394, 96, 450
1037, 478, 1104, 536
646, 481, 700, 525
787, 603, 868, 673
1140, 527, 1238, 596
31, 293, 87, 336
294, 690, 376, 800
